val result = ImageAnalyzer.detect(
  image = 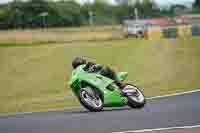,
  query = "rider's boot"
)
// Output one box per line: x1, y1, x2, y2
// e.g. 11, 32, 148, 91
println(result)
115, 81, 137, 96
114, 81, 124, 89
116, 82, 127, 96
